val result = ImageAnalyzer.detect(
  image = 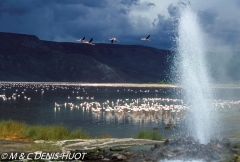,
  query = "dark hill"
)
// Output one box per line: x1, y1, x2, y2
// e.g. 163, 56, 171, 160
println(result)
0, 32, 173, 82
1, 32, 240, 83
